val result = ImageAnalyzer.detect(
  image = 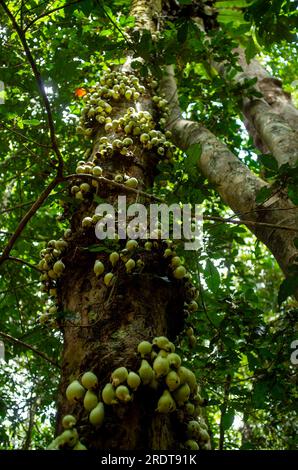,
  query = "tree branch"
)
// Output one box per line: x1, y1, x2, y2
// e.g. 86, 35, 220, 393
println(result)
0, 177, 62, 266
7, 256, 41, 272
24, 0, 84, 32
0, 0, 64, 175
160, 65, 298, 277
0, 330, 60, 368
